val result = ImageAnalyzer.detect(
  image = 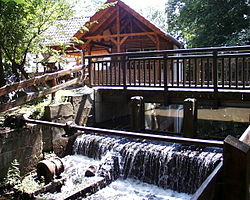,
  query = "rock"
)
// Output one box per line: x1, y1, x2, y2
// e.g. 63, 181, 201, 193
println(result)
44, 102, 74, 122
85, 165, 98, 177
